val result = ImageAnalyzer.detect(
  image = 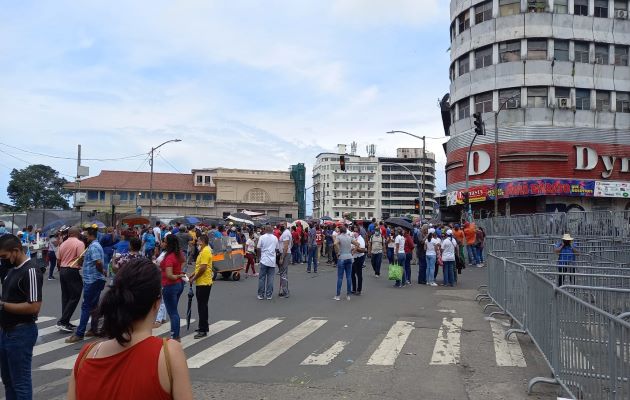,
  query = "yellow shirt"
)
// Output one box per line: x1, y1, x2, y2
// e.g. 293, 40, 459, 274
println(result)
195, 245, 213, 286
